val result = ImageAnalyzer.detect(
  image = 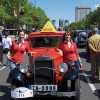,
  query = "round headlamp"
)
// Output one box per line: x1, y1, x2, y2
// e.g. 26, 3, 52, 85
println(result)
59, 63, 68, 72
19, 63, 28, 73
